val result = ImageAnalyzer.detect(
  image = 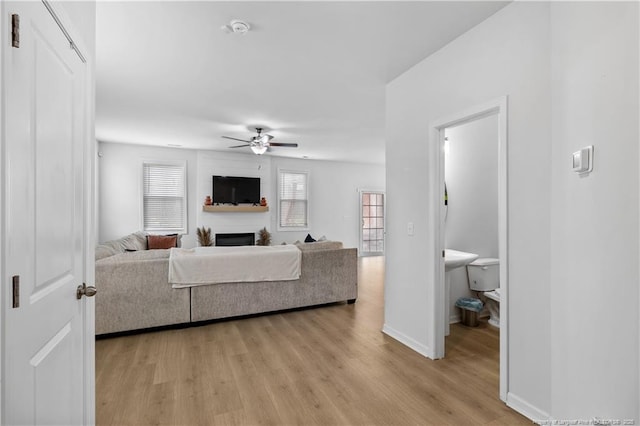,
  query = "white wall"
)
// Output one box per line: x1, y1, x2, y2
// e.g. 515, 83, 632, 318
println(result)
386, 1, 552, 417
445, 114, 499, 320
98, 143, 384, 251
386, 0, 639, 421
270, 157, 385, 249
97, 142, 199, 243
549, 2, 639, 420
